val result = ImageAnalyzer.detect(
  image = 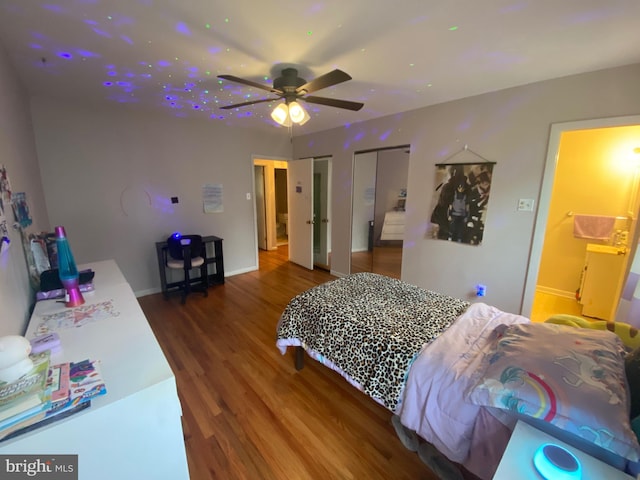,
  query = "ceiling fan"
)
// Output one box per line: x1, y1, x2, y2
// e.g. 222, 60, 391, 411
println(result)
217, 68, 364, 126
